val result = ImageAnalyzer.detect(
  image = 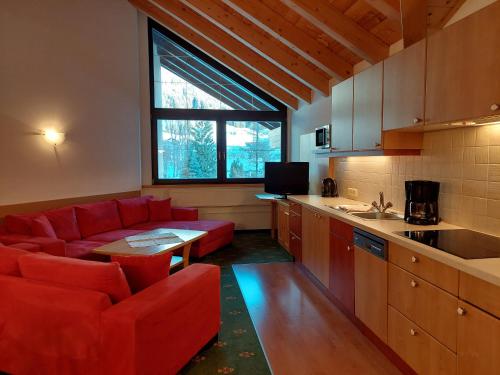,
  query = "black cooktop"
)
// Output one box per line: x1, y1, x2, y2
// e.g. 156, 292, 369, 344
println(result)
396, 229, 500, 259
